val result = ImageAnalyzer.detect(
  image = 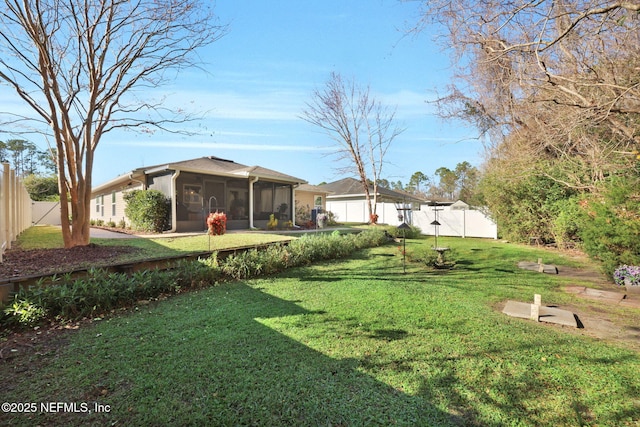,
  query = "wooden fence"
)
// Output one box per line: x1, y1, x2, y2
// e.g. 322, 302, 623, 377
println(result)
1, 163, 32, 262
